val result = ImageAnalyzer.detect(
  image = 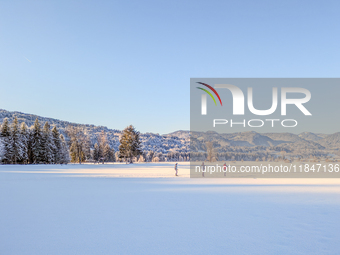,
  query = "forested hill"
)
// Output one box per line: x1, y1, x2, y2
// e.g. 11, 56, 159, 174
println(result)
0, 109, 189, 155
